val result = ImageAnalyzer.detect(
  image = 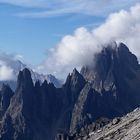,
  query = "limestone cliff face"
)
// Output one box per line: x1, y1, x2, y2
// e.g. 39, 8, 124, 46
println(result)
70, 42, 140, 134
0, 42, 140, 140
